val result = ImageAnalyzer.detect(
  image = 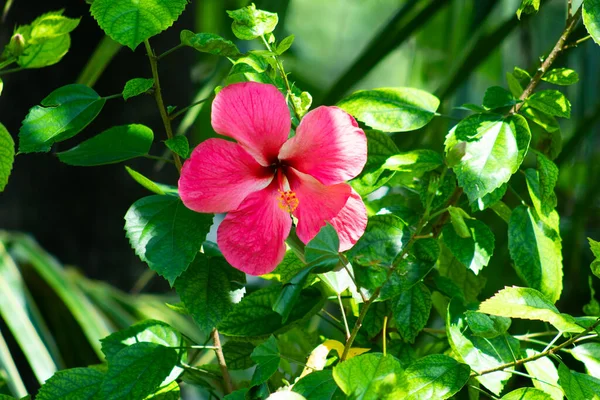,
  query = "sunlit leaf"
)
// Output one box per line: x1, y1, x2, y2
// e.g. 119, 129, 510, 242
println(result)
583, 0, 600, 47
526, 90, 571, 118
0, 123, 14, 192
558, 362, 600, 400
227, 4, 278, 40
542, 68, 579, 85
36, 367, 104, 400
122, 78, 154, 101
180, 30, 241, 57
333, 353, 403, 400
